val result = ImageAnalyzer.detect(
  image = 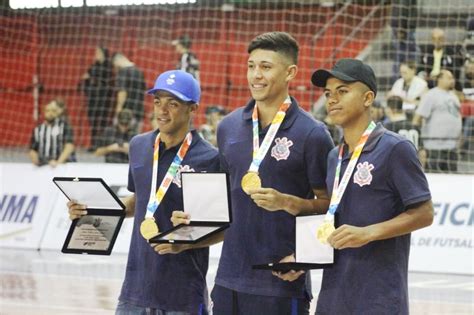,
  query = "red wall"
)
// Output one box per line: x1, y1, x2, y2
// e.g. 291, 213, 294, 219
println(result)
0, 5, 386, 147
